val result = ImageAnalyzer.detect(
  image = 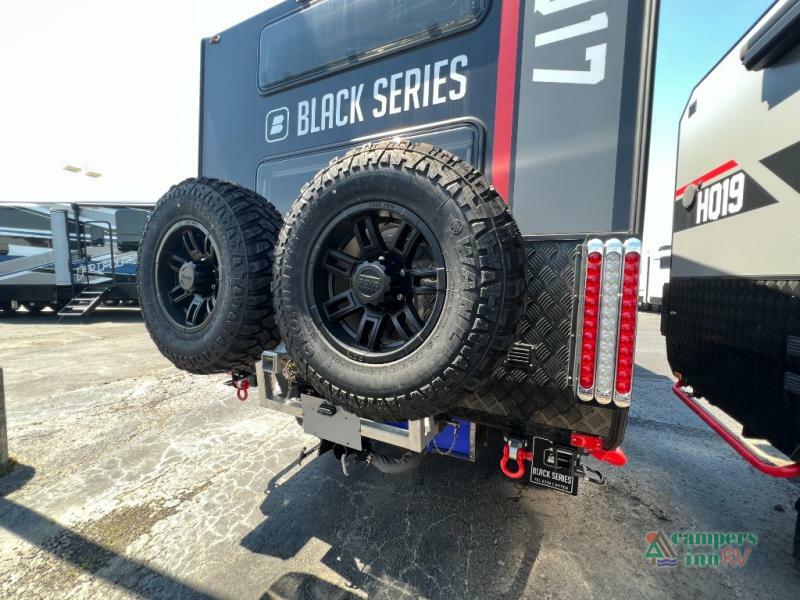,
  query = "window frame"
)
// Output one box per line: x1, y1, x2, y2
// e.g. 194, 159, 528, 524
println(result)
254, 120, 485, 210
257, 0, 490, 95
